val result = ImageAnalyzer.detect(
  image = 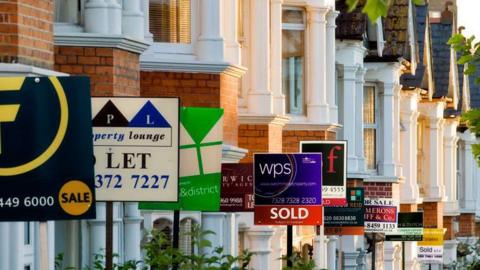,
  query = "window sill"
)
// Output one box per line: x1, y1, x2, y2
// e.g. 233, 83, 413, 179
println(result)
363, 174, 400, 183
54, 32, 150, 54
